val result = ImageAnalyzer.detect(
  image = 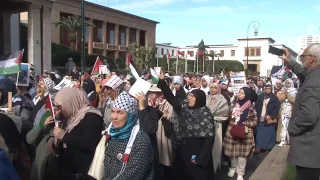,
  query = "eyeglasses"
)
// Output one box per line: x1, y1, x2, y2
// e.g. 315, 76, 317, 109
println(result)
299, 54, 315, 61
